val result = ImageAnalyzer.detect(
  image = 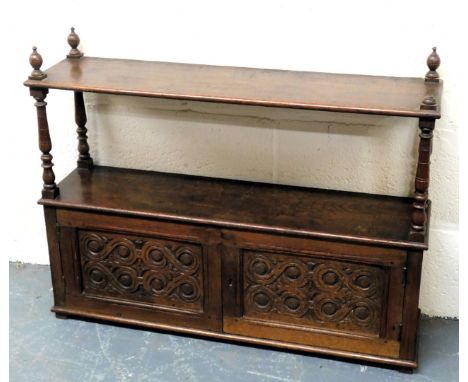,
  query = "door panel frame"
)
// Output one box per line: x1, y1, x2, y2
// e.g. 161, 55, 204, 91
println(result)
220, 228, 406, 358
57, 209, 223, 331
